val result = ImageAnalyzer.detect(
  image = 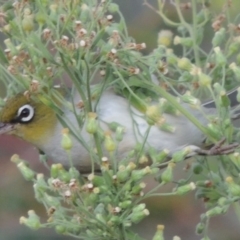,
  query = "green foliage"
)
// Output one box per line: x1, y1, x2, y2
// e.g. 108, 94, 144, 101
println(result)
1, 0, 240, 239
